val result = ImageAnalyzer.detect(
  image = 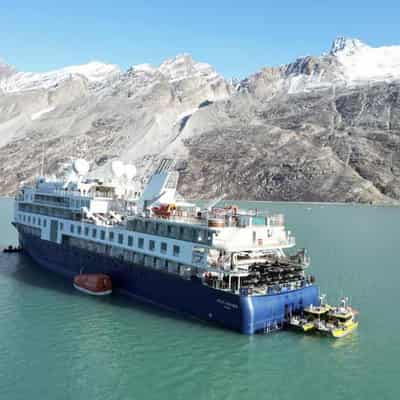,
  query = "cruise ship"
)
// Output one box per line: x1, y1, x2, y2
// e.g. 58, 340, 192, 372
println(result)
12, 159, 319, 334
